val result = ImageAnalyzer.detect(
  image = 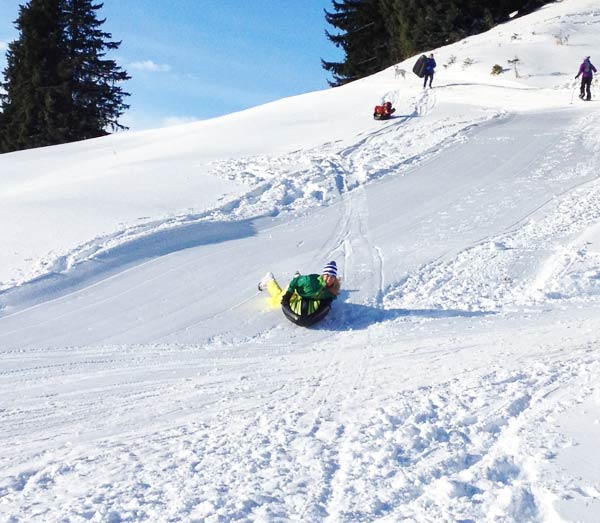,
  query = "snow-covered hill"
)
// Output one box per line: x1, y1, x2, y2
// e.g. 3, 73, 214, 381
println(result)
1, 1, 600, 521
